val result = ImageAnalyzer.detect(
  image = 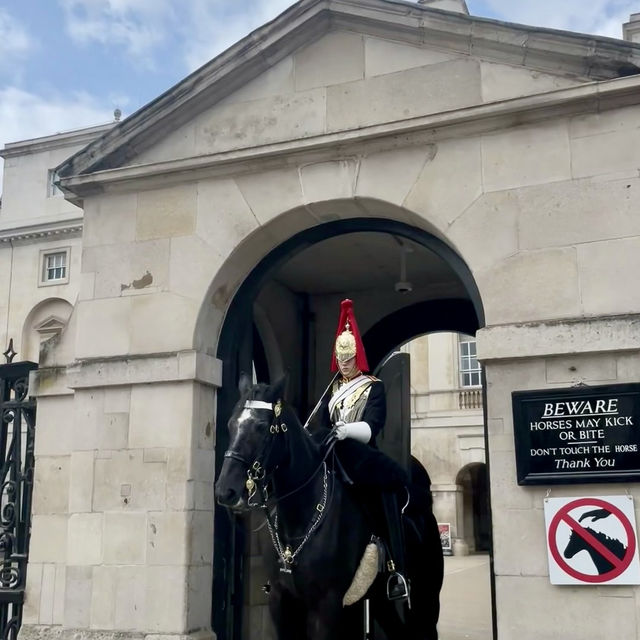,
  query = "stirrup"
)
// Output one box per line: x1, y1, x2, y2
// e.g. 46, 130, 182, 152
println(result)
386, 571, 409, 601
